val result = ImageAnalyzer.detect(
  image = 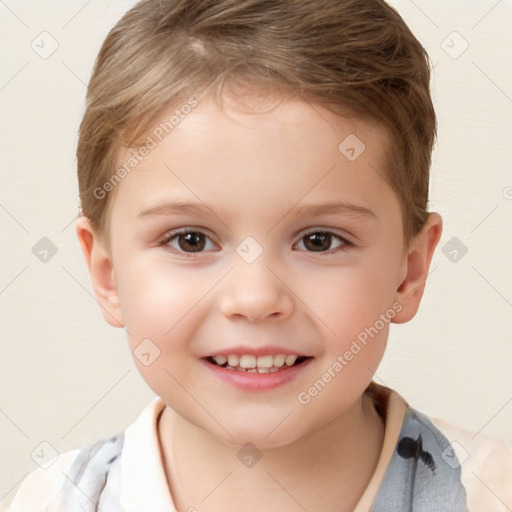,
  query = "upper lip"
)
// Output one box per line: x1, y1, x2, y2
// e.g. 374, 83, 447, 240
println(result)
201, 345, 311, 358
